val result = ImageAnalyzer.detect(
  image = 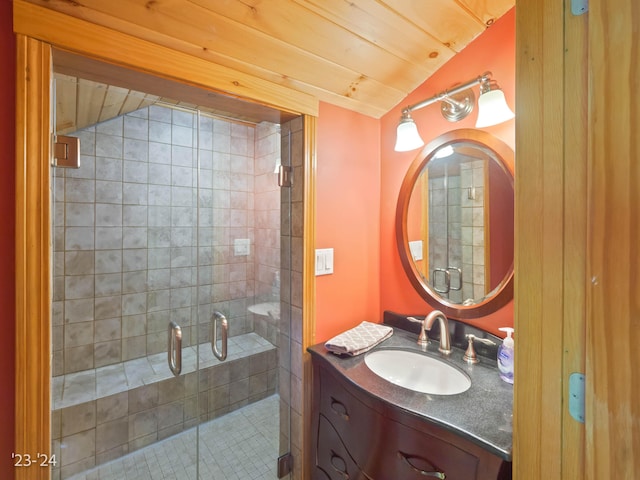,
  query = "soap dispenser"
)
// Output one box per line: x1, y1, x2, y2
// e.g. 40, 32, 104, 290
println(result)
497, 327, 514, 384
